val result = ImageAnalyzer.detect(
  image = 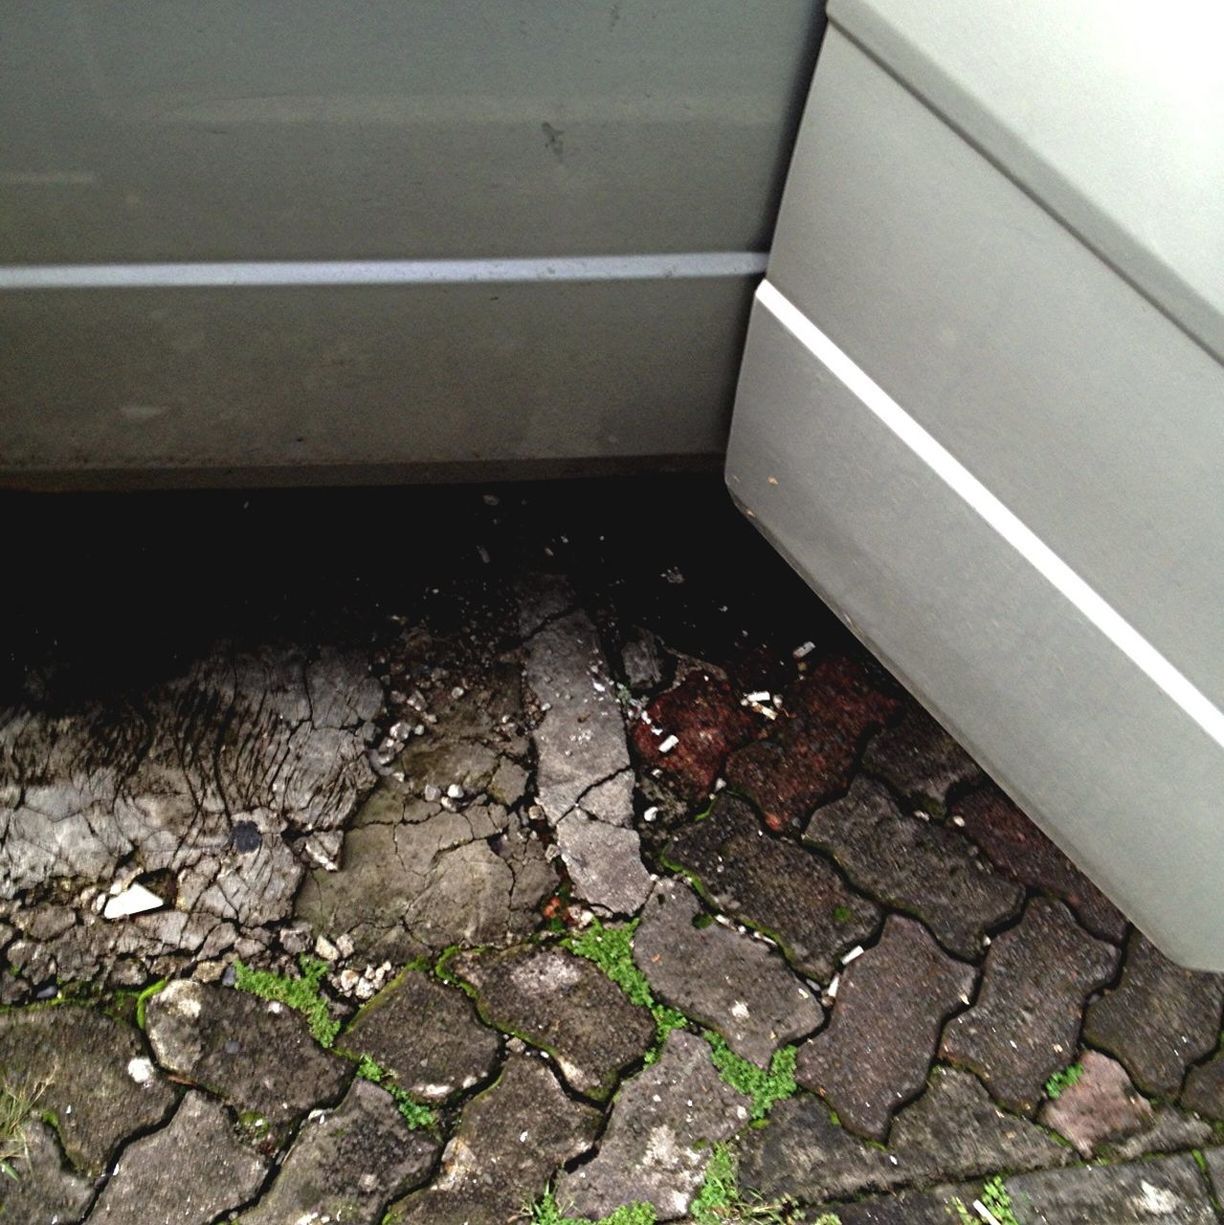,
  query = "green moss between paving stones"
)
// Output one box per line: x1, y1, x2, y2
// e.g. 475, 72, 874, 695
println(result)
527, 1191, 657, 1225
1043, 1062, 1085, 1100
704, 1035, 798, 1122
234, 954, 342, 1048
353, 1055, 436, 1130
952, 1176, 1020, 1225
